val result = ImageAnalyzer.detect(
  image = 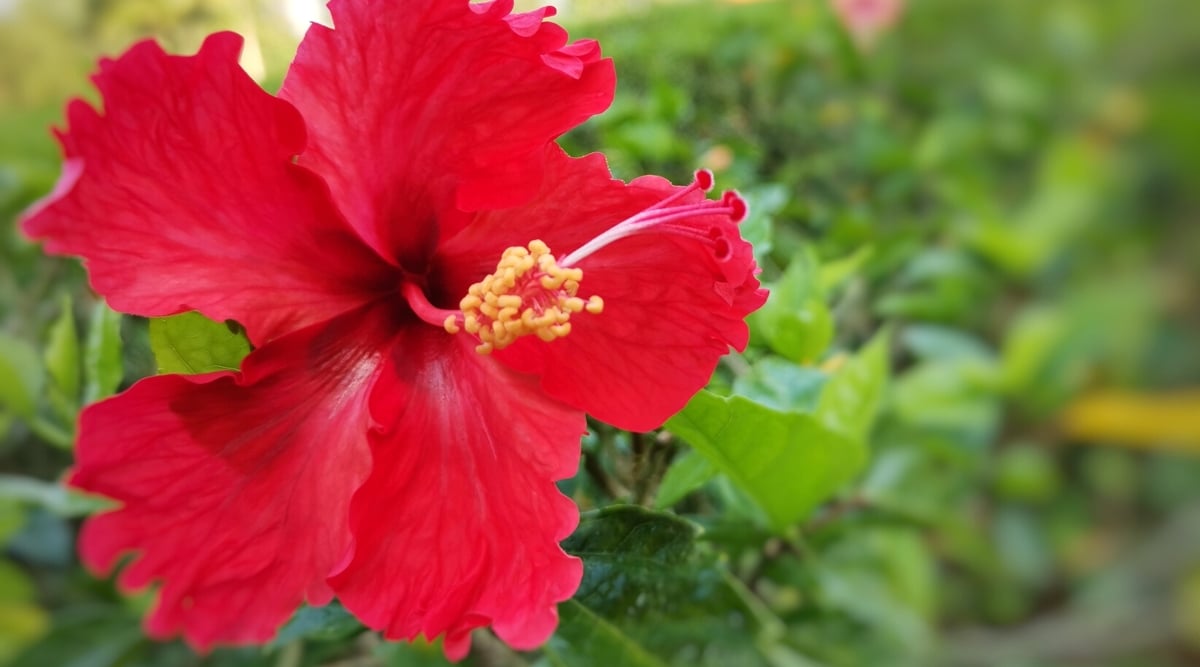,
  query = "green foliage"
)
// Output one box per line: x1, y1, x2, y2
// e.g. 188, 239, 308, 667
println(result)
274, 603, 363, 646
148, 311, 250, 375
653, 451, 717, 510
815, 331, 889, 442
547, 601, 665, 667
749, 251, 834, 363
0, 475, 109, 518
0, 560, 48, 665
0, 334, 41, 419
43, 296, 79, 415
730, 357, 827, 412
8, 604, 185, 667
82, 302, 123, 403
